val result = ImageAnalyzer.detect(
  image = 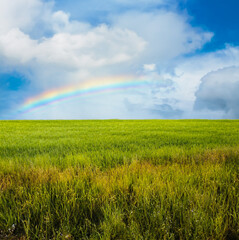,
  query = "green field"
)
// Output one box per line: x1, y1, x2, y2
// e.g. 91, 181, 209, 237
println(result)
0, 120, 239, 239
